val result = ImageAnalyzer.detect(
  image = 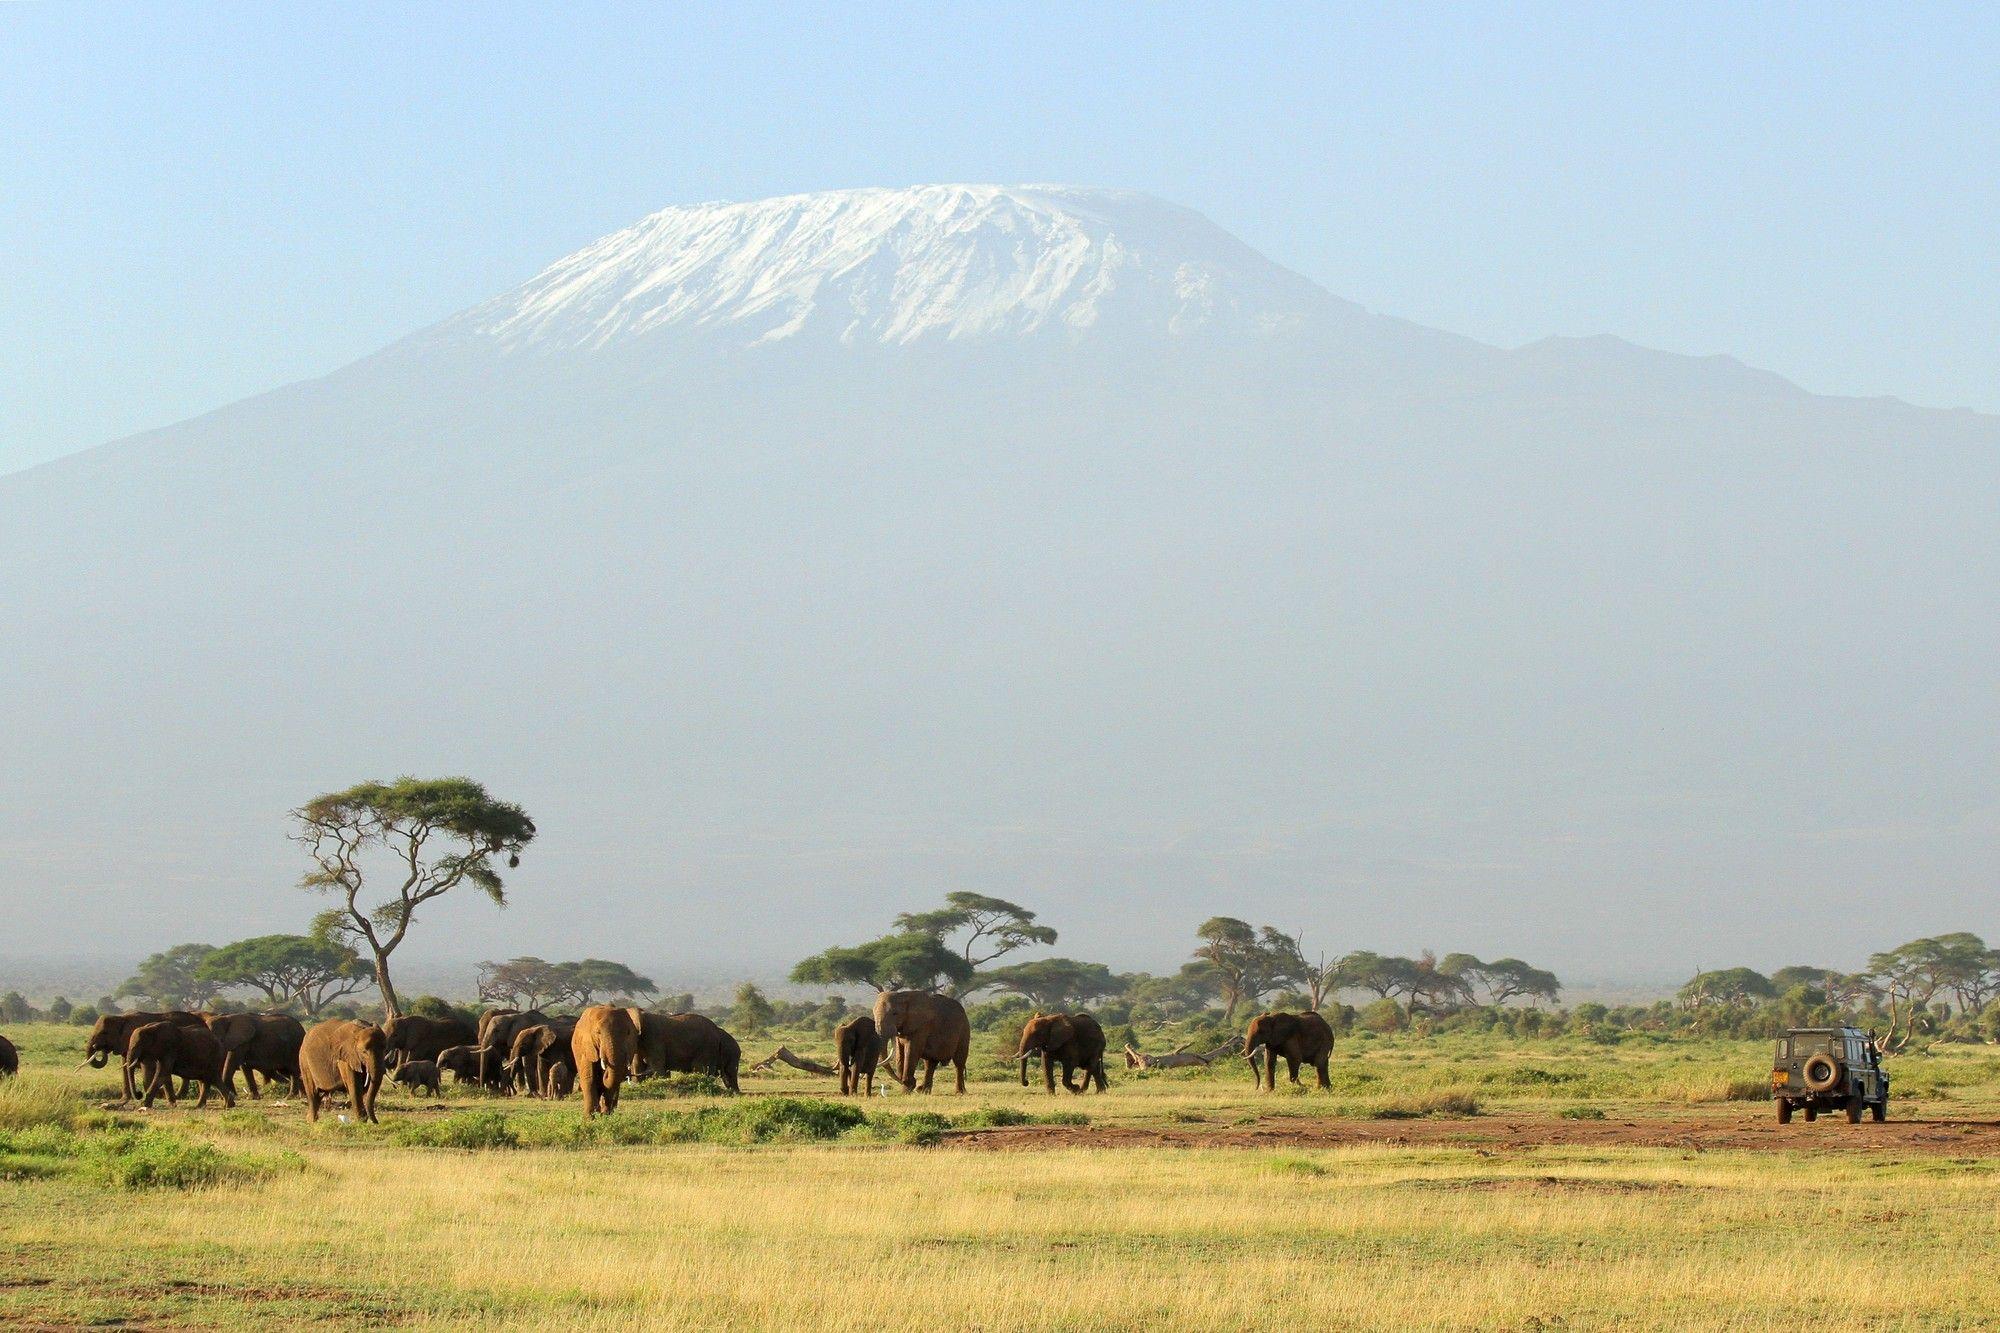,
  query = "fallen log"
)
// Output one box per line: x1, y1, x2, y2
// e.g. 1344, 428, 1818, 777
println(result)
749, 1046, 837, 1077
